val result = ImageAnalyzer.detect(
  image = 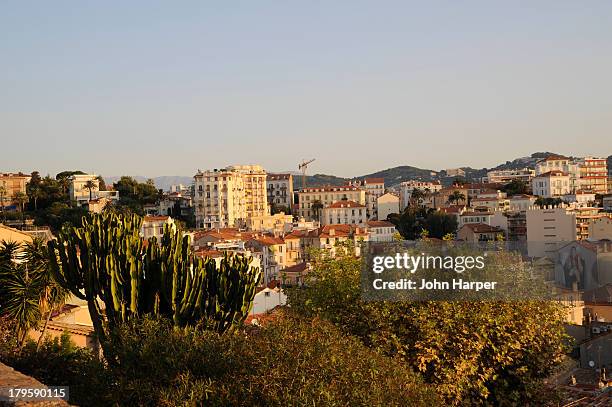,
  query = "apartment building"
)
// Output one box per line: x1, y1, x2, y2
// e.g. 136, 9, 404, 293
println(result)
526, 207, 577, 258
432, 186, 469, 209
457, 223, 505, 242
470, 197, 510, 212
296, 185, 365, 221
69, 174, 119, 207
246, 212, 294, 234
141, 216, 175, 240
245, 236, 287, 284
347, 178, 385, 219
578, 156, 608, 194
532, 171, 570, 197
321, 201, 367, 226
0, 172, 31, 208
399, 180, 442, 210
508, 195, 537, 212
562, 191, 597, 208
535, 155, 580, 192
194, 165, 268, 229
458, 211, 508, 231
486, 168, 535, 184
377, 192, 400, 220
267, 173, 294, 209
366, 220, 397, 242
158, 192, 193, 218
